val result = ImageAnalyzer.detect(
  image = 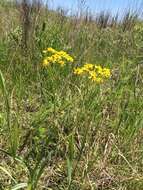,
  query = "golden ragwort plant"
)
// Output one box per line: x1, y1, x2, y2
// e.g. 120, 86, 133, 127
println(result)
42, 47, 111, 83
